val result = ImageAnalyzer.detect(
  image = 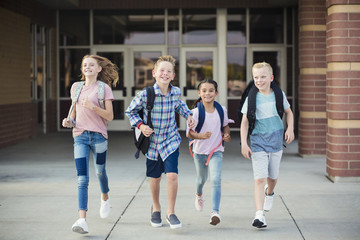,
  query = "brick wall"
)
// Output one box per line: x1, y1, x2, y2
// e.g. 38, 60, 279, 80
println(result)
298, 0, 328, 155
326, 0, 360, 181
0, 7, 37, 149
